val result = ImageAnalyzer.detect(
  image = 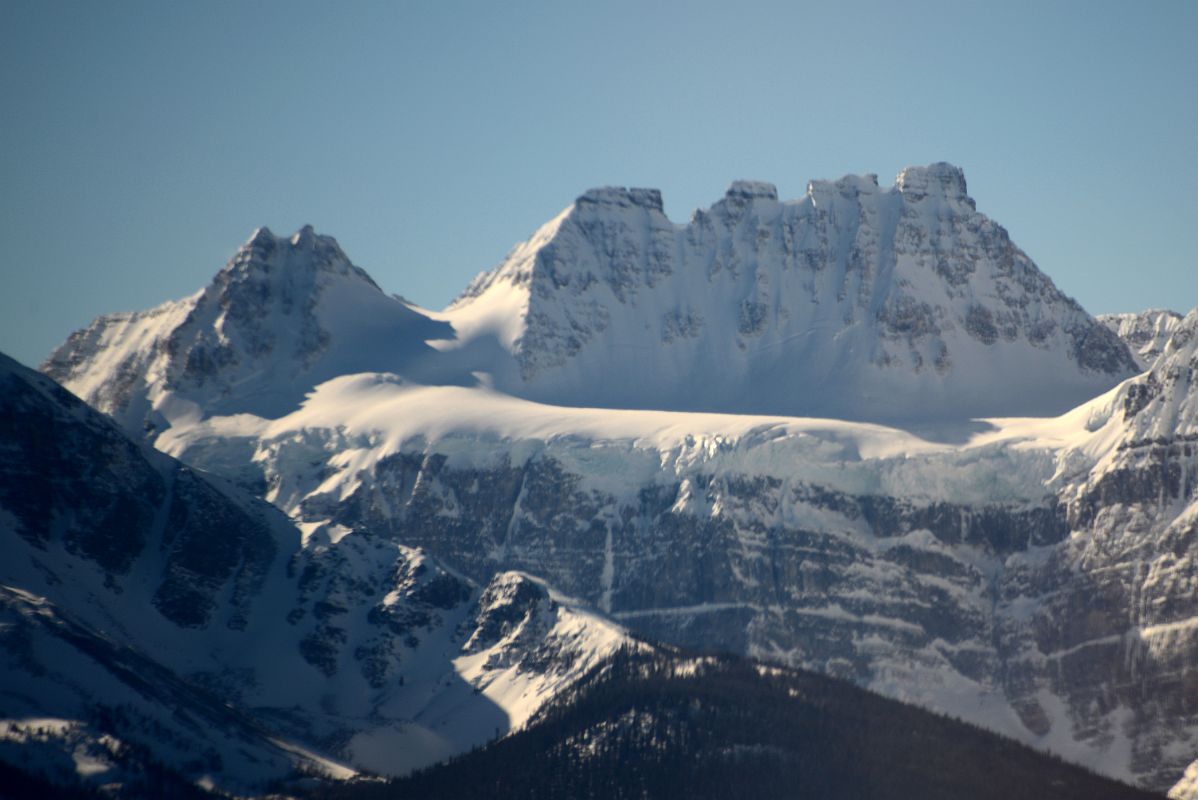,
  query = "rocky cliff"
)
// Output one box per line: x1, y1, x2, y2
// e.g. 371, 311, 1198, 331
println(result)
0, 353, 630, 793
